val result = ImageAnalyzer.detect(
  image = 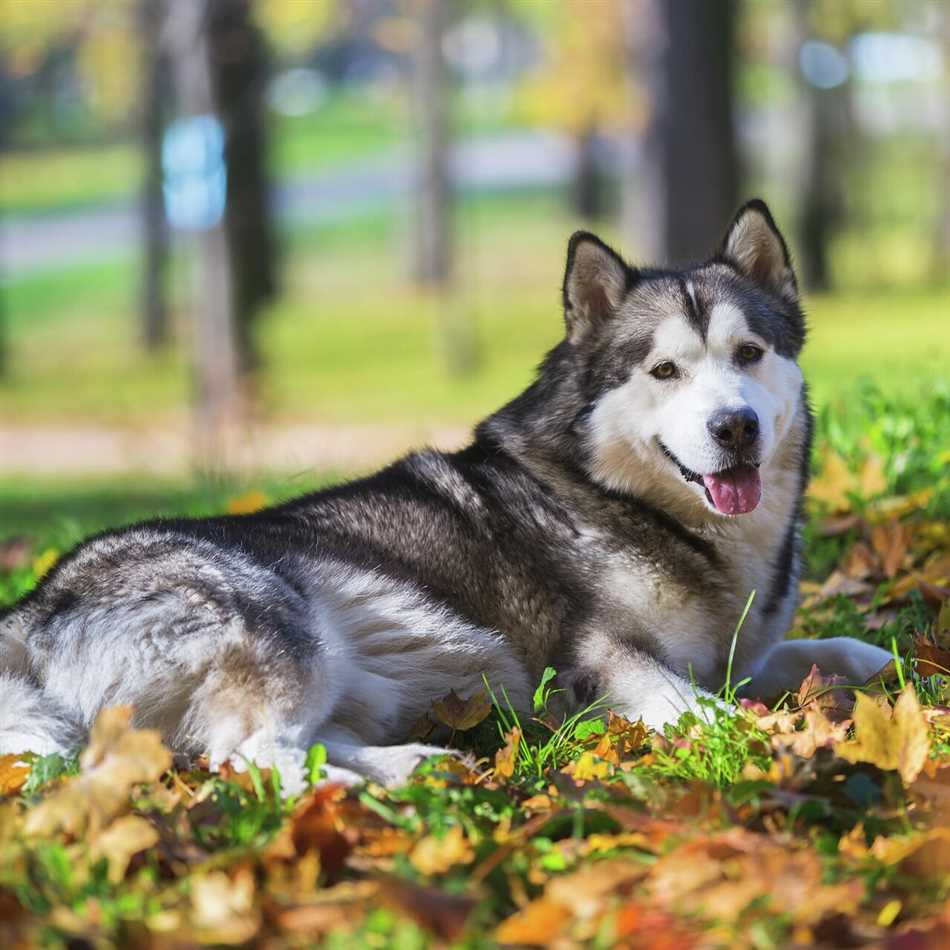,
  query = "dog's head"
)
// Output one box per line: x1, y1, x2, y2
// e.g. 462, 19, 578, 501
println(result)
563, 200, 806, 519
